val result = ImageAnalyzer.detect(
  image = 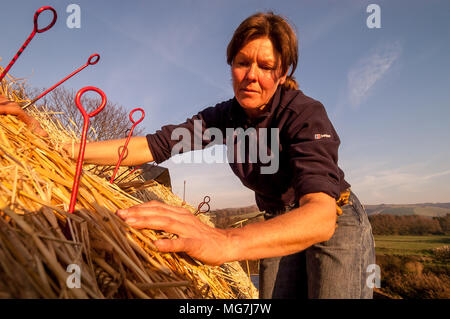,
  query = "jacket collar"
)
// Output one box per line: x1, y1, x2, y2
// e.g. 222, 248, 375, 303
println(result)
229, 85, 282, 128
